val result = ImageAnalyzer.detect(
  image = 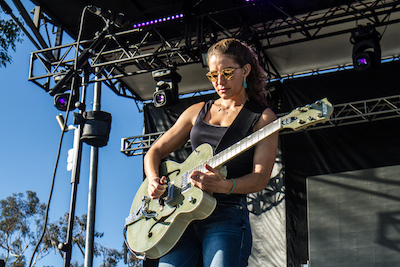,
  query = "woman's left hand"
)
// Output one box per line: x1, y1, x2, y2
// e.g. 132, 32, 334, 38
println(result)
190, 164, 232, 194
